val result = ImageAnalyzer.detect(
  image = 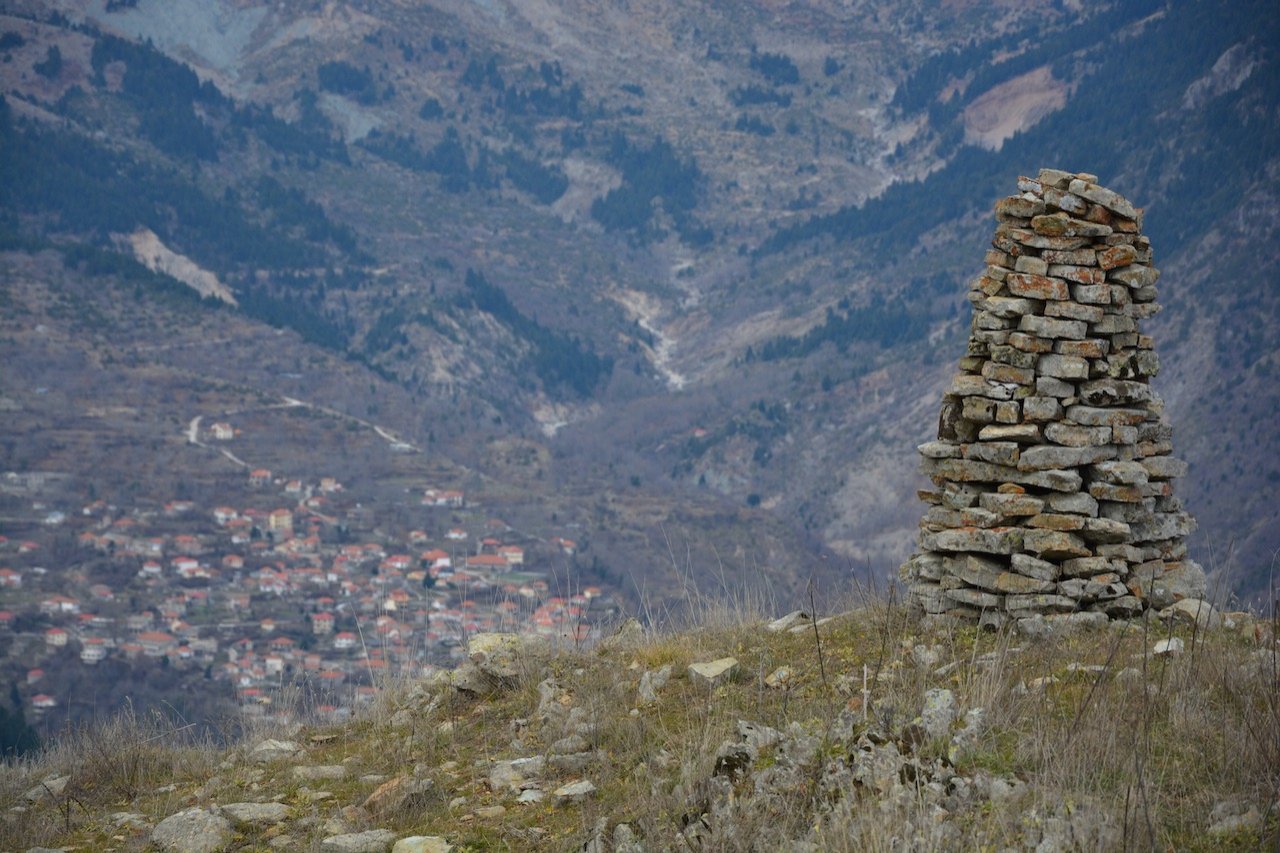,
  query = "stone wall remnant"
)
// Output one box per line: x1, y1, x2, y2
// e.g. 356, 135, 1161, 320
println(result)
901, 168, 1203, 632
